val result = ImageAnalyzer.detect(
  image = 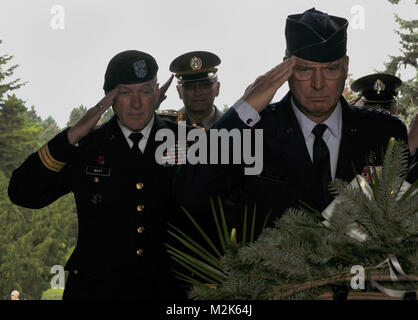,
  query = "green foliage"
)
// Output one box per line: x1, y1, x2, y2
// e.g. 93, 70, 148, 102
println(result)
382, 1, 418, 127
188, 140, 417, 299
0, 169, 77, 299
41, 288, 64, 300
99, 108, 114, 124
67, 105, 87, 127
0, 94, 43, 175
0, 40, 26, 101
0, 42, 78, 300
167, 198, 270, 297
38, 116, 60, 145
342, 74, 359, 104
